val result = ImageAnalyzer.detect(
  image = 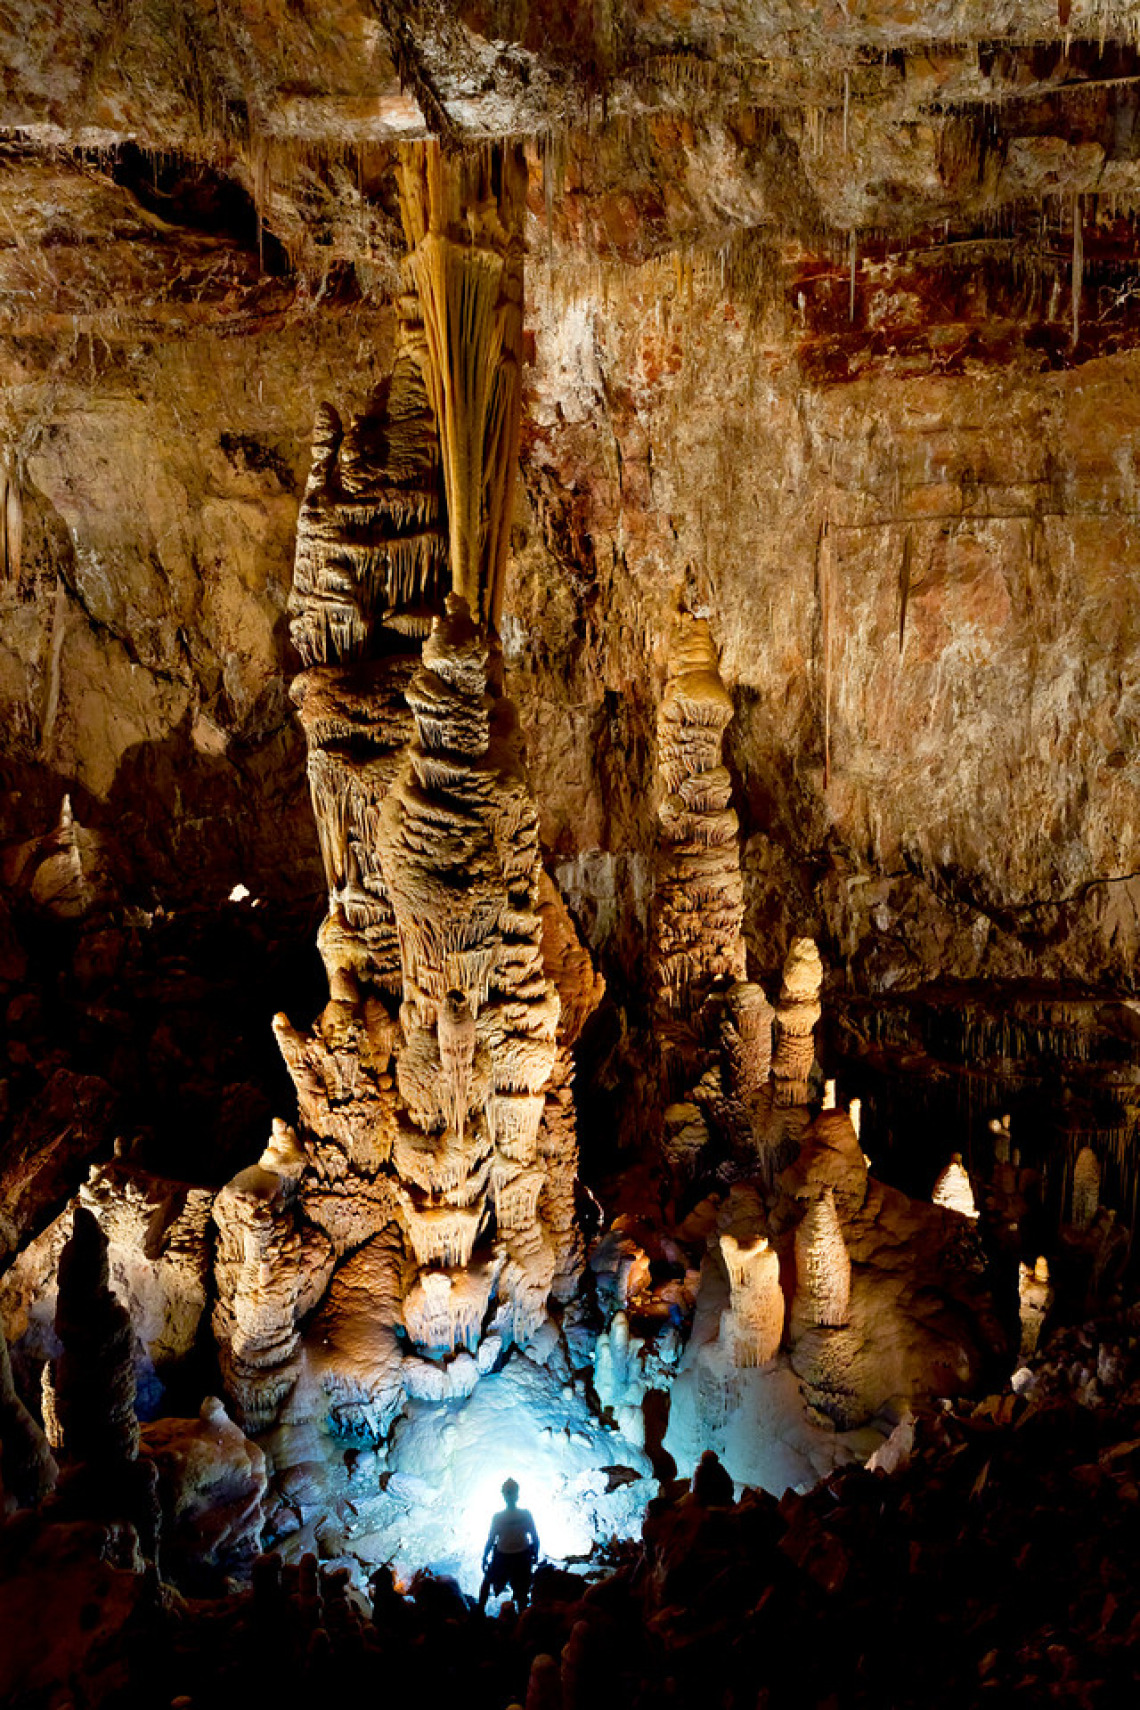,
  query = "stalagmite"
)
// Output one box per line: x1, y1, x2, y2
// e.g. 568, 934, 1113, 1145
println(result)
212, 1147, 335, 1432
1018, 1256, 1053, 1359
50, 1206, 140, 1464
211, 139, 586, 1429
718, 1233, 784, 1367
536, 873, 604, 1301
653, 615, 747, 1020
721, 980, 775, 1105
1072, 1145, 1100, 1230
933, 1154, 979, 1221
772, 937, 823, 1105
793, 1187, 851, 1330
0, 1315, 57, 1512
288, 345, 447, 999
379, 593, 560, 1353
662, 1101, 711, 1180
